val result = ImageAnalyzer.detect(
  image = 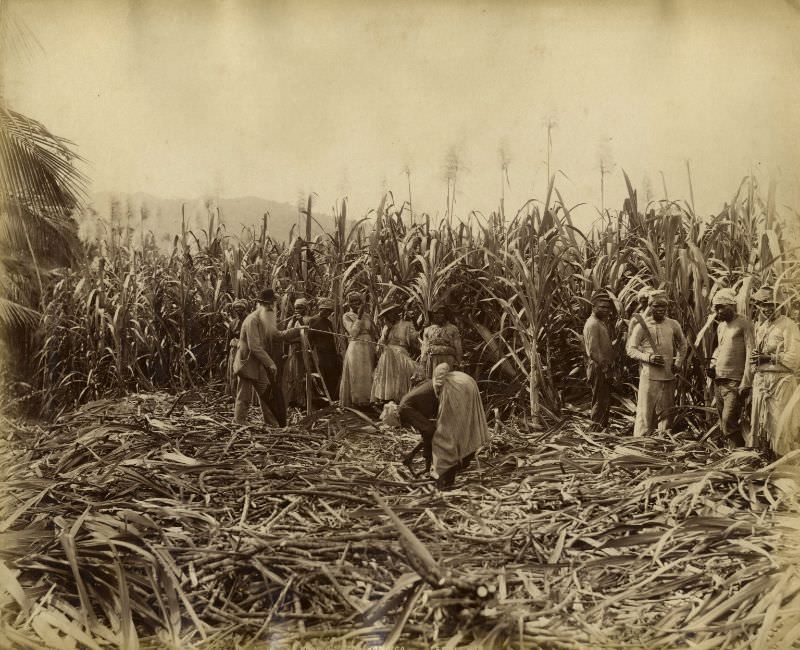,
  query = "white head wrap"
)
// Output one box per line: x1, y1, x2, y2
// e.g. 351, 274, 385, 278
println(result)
711, 288, 737, 306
